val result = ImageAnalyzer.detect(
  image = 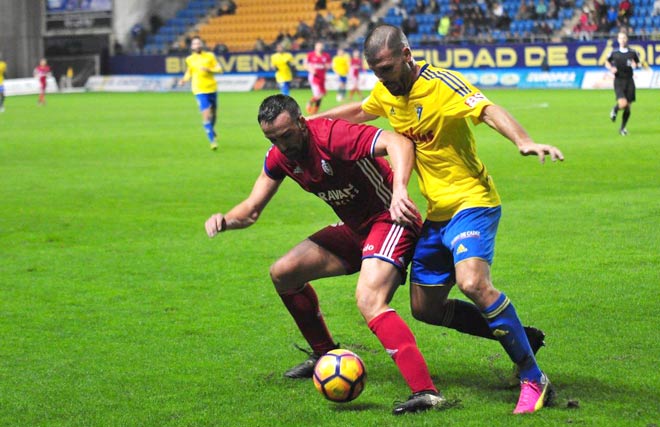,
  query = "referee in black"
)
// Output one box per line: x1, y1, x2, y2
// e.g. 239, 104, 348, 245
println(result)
607, 31, 640, 136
